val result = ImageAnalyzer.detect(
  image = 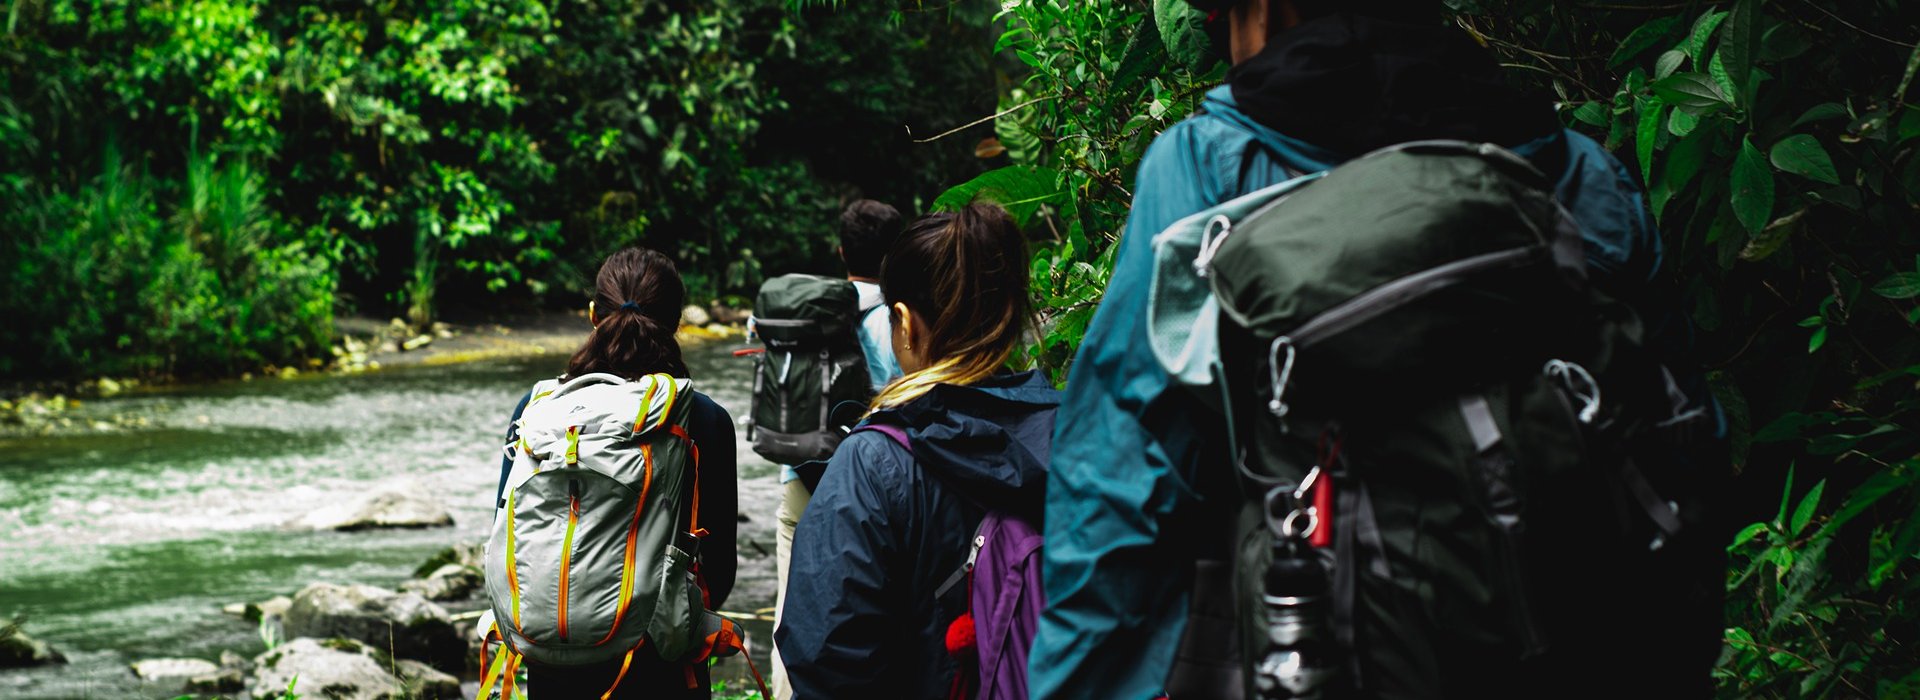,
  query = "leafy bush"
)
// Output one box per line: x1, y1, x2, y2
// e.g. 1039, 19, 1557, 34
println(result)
0, 145, 333, 378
